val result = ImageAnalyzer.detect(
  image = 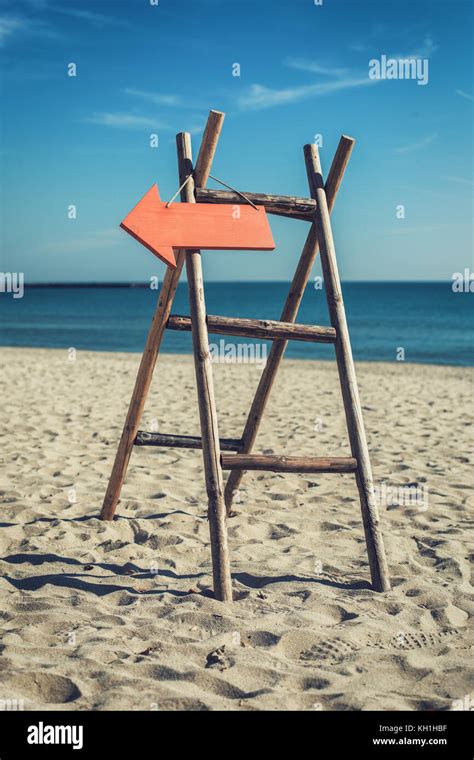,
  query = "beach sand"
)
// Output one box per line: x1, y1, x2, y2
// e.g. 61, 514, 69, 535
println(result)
0, 347, 472, 711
